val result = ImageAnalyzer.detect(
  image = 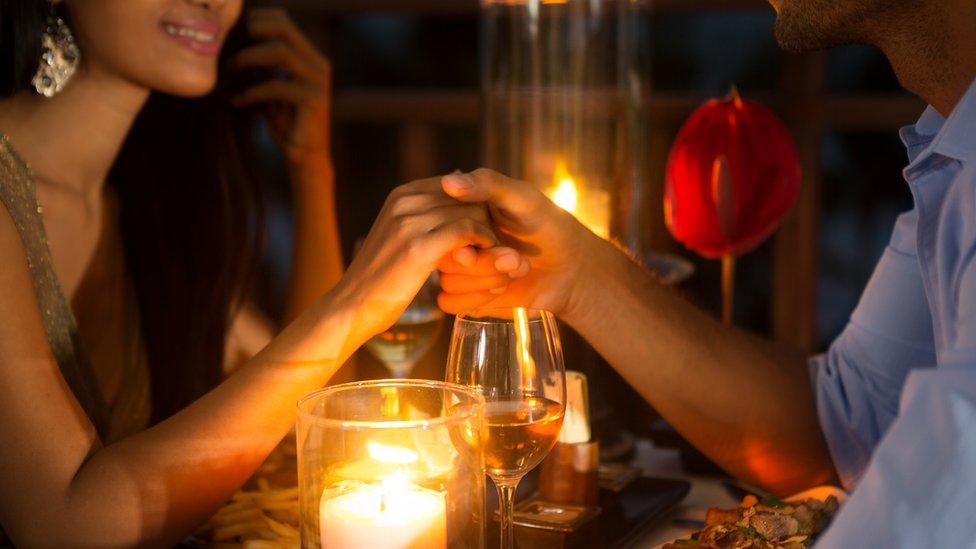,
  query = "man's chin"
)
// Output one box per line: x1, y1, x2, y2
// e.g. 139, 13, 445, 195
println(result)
773, 14, 846, 53
772, 0, 868, 53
